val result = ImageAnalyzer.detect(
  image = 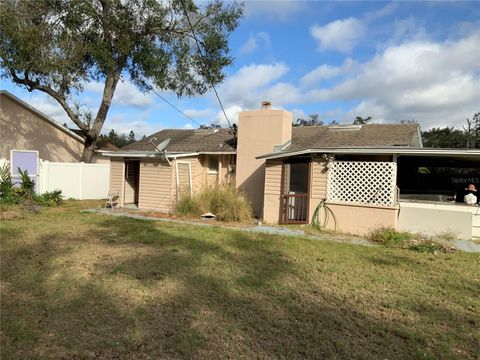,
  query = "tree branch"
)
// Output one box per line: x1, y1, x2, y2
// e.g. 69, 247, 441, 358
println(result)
10, 70, 88, 132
